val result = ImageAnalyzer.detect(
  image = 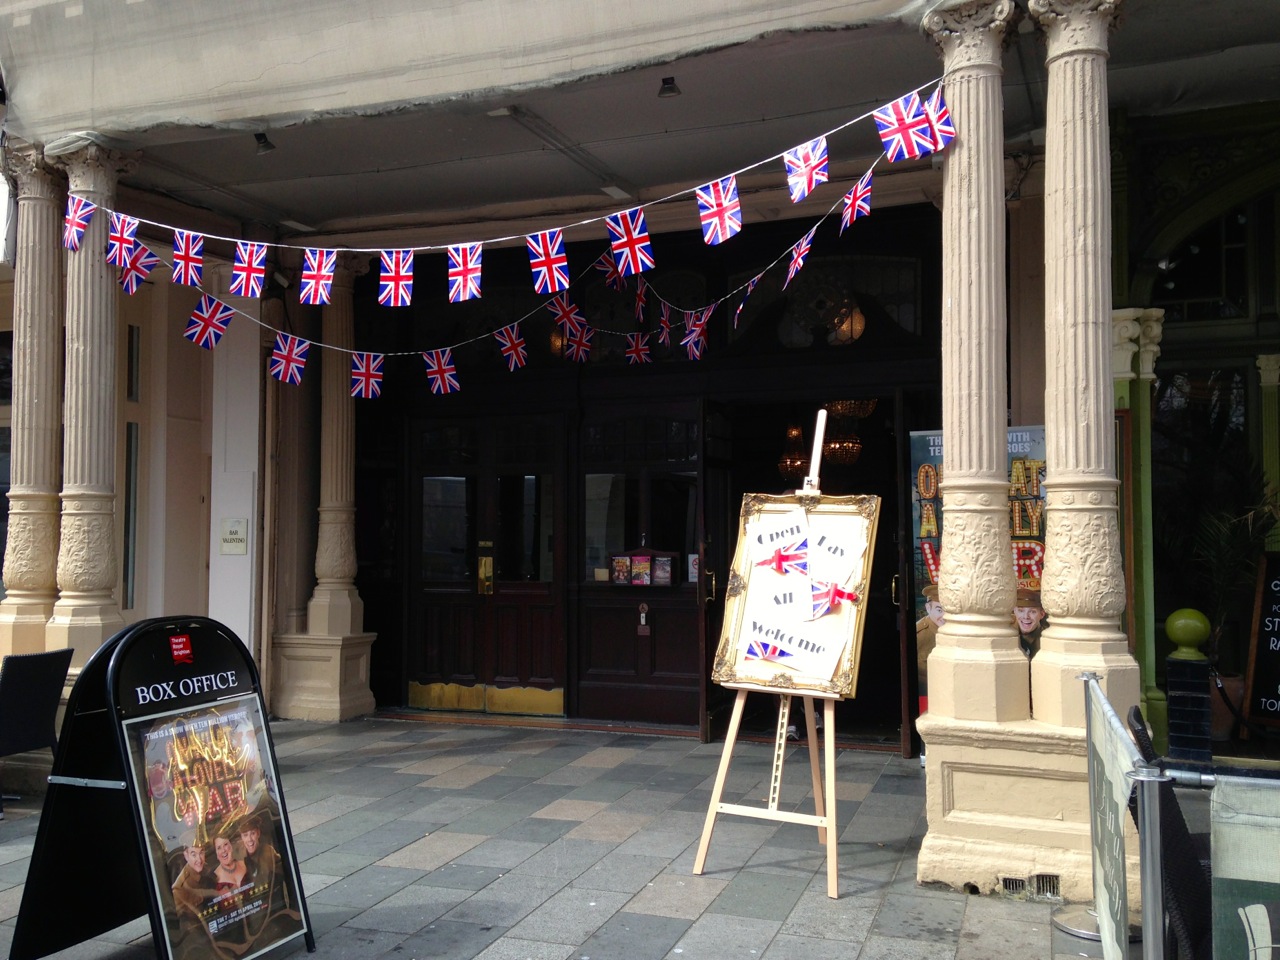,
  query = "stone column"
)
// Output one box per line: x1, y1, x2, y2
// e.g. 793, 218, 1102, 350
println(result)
1030, 0, 1139, 727
272, 254, 376, 720
919, 0, 1026, 724
0, 143, 63, 655
45, 146, 135, 663
1135, 310, 1168, 750
1259, 354, 1280, 551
